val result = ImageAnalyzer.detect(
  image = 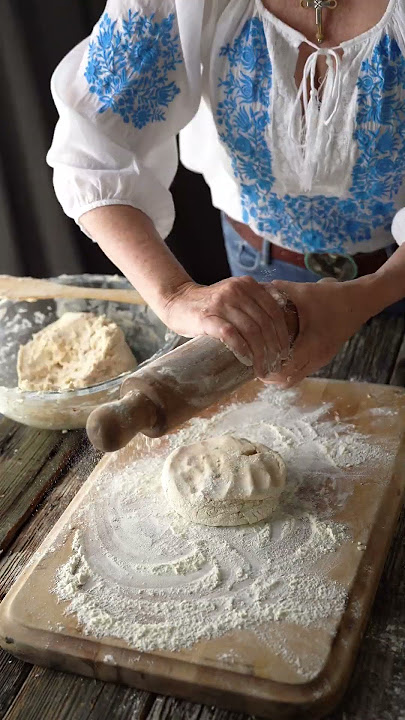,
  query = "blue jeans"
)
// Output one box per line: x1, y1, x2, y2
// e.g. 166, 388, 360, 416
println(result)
221, 214, 405, 315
